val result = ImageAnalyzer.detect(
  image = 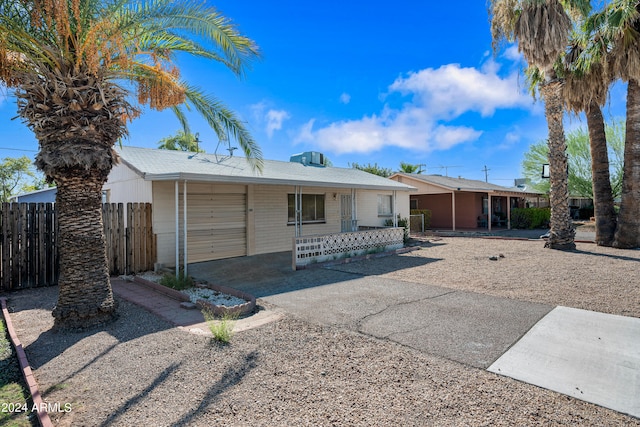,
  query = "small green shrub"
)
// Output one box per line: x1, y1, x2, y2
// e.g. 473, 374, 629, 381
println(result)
384, 215, 410, 243
511, 207, 550, 229
203, 310, 237, 344
159, 271, 193, 290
